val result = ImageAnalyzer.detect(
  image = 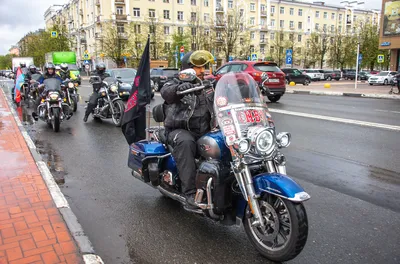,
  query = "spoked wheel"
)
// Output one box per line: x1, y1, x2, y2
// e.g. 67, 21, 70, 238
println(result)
111, 100, 125, 127
243, 194, 308, 262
